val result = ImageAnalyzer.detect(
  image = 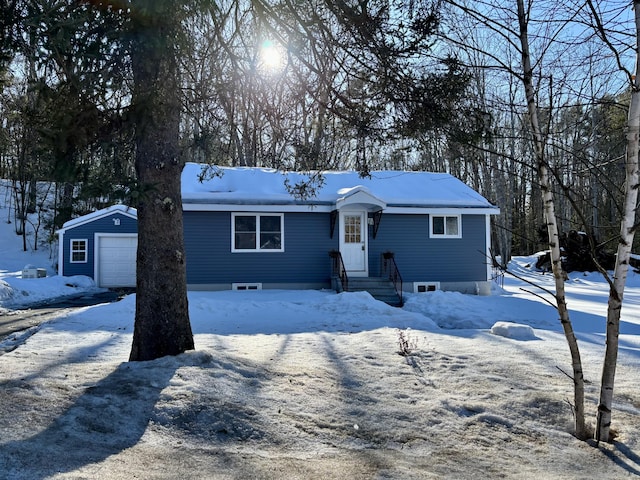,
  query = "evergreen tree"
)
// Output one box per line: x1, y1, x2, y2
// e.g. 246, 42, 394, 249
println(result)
127, 0, 194, 360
